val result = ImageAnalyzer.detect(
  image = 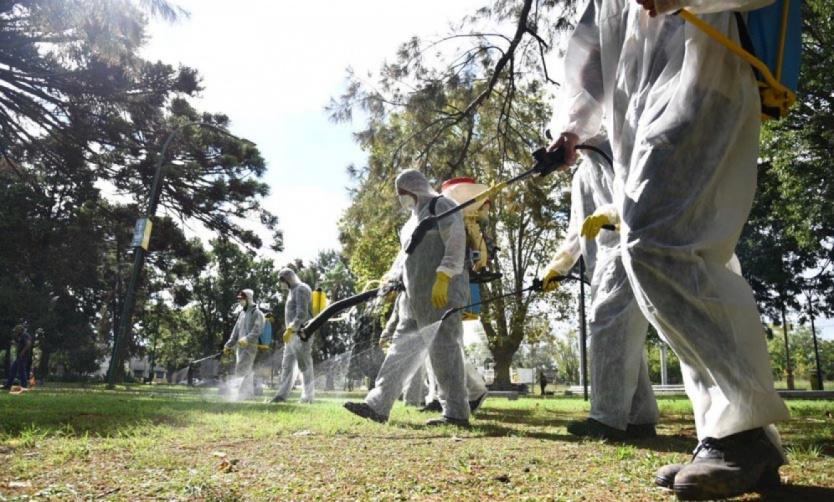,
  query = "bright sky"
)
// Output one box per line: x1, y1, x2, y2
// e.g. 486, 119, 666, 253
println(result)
141, 0, 485, 266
